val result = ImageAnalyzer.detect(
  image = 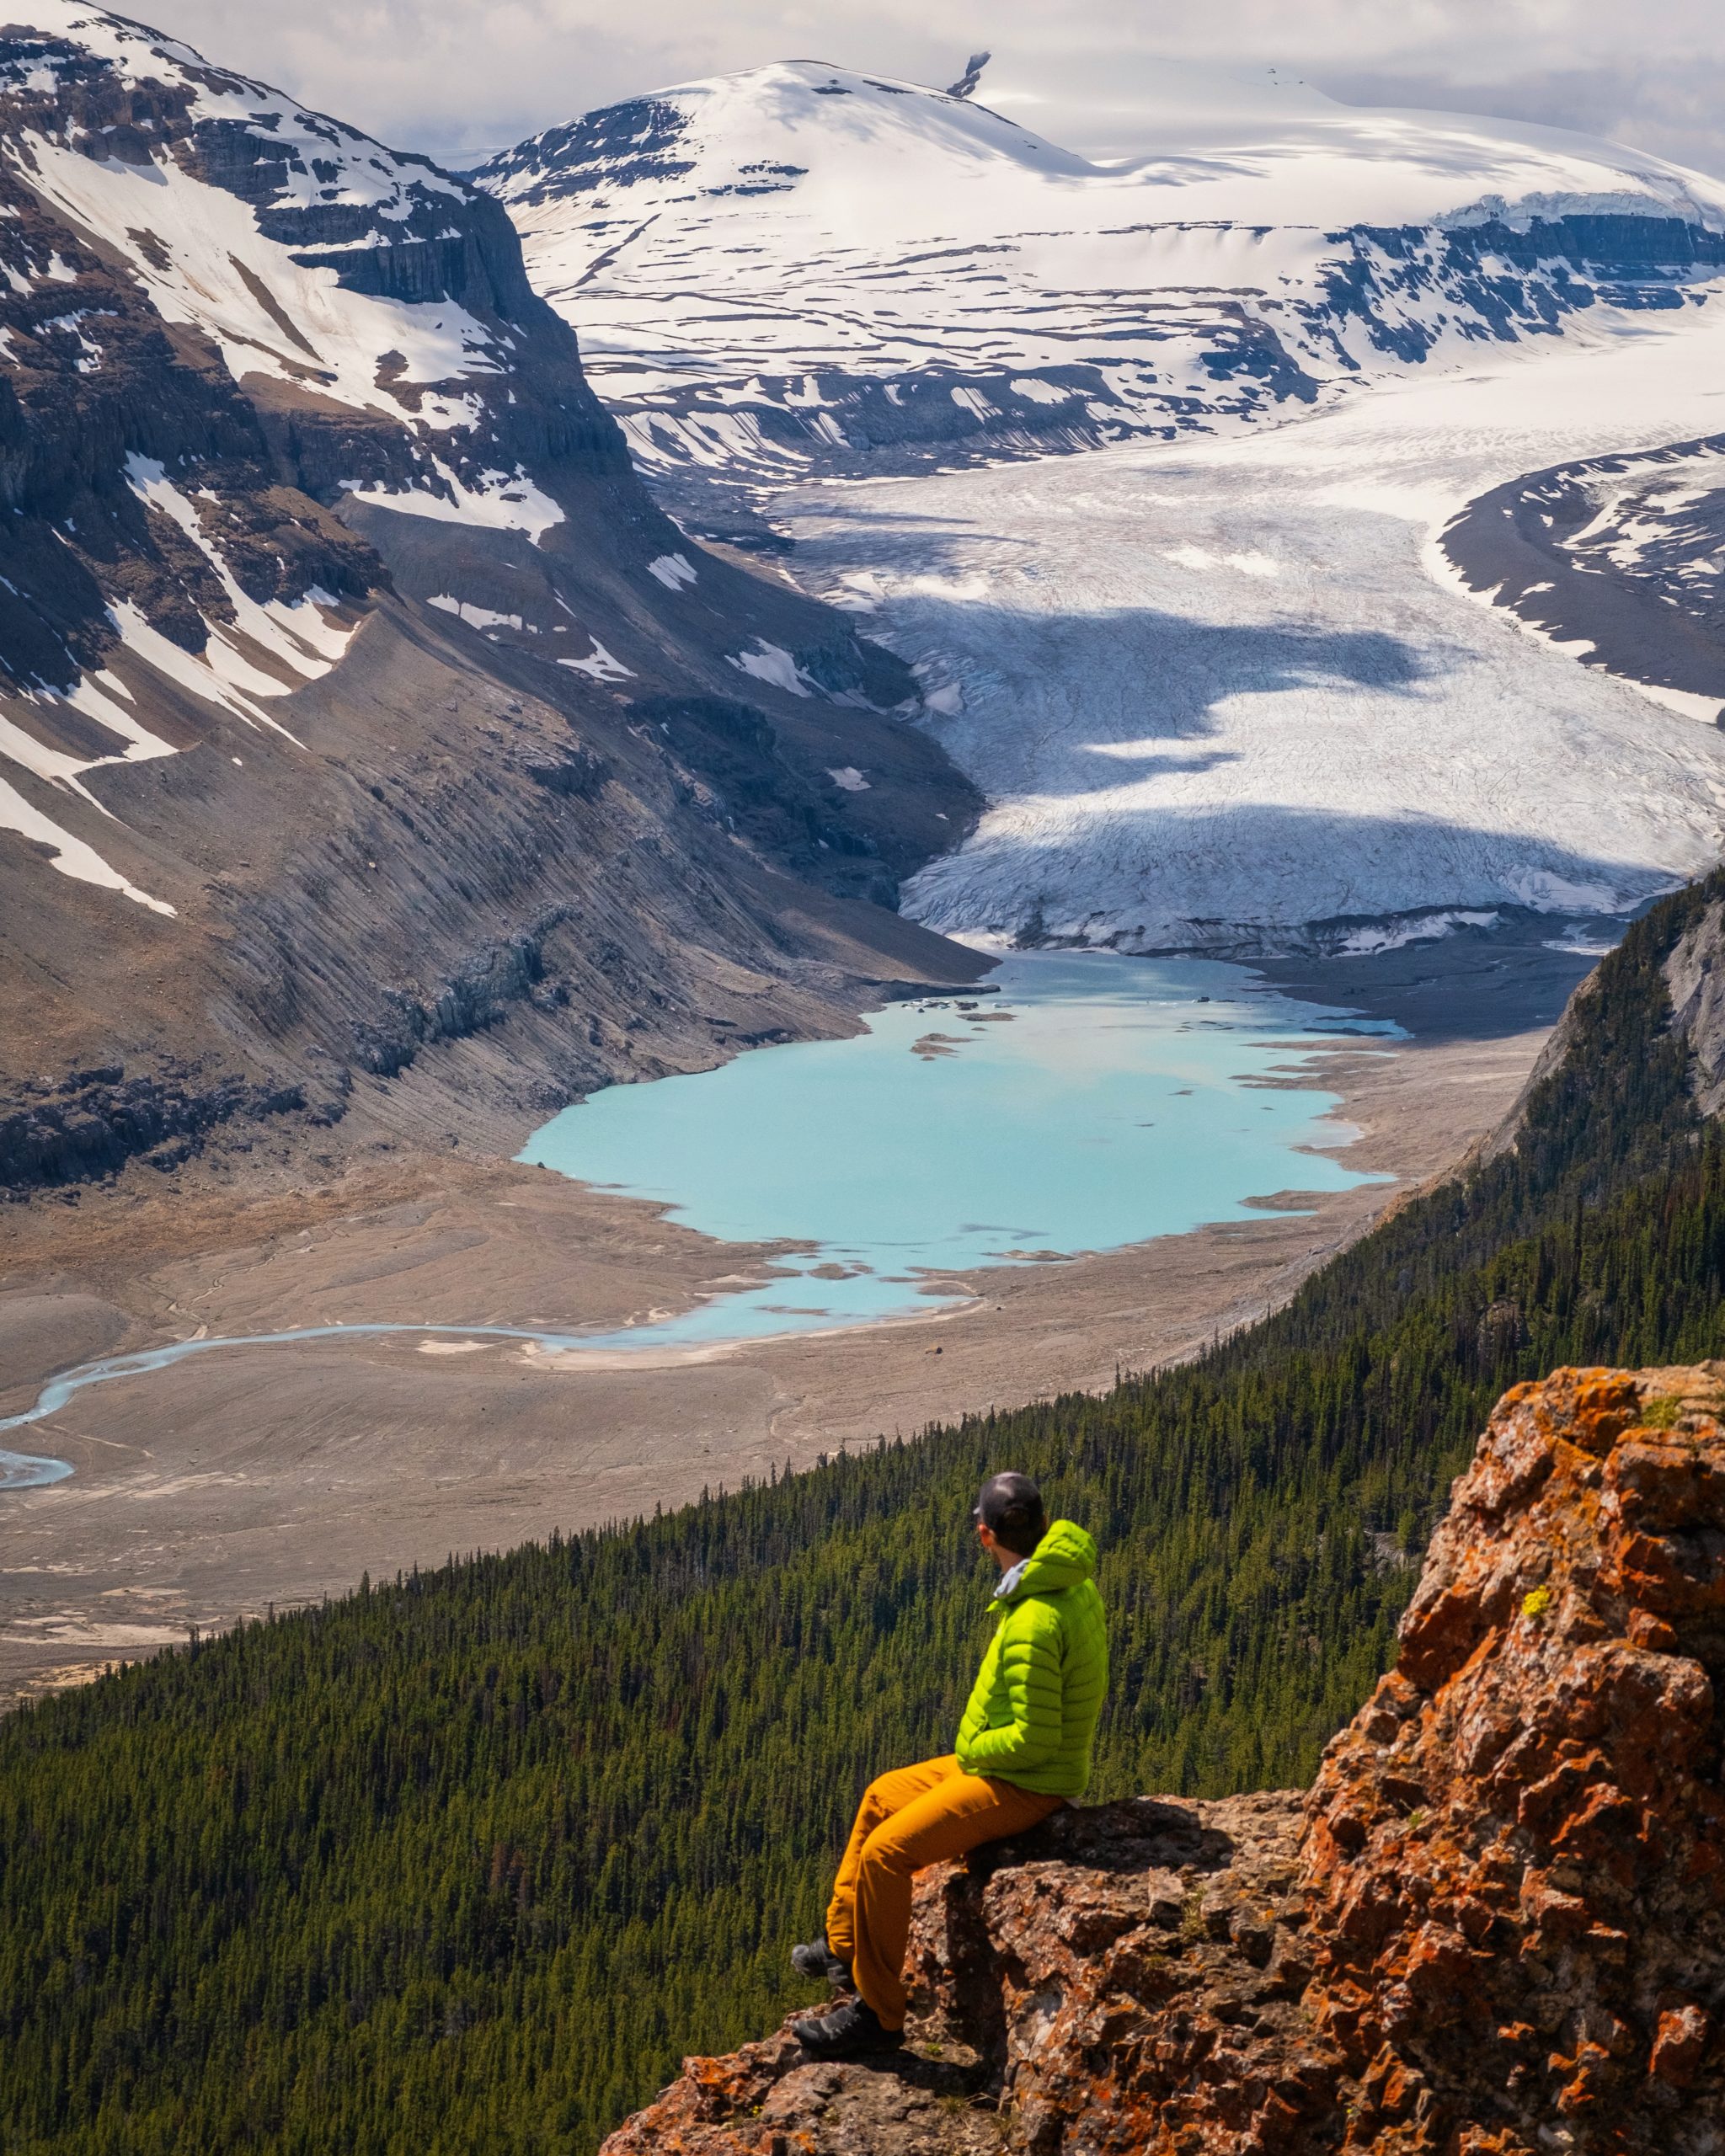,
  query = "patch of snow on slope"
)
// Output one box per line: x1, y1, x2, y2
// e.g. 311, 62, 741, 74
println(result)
0, 770, 174, 914
0, 692, 165, 807
647, 552, 698, 590
558, 640, 633, 681
123, 456, 354, 734
0, 443, 363, 914
0, 647, 184, 916
727, 637, 810, 696
343, 465, 564, 542
427, 595, 526, 632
